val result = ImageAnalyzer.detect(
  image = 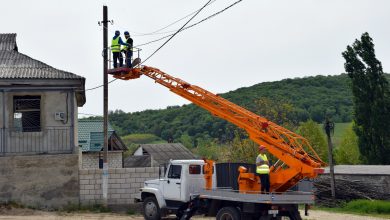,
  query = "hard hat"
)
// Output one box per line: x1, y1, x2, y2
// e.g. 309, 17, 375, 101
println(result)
258, 145, 266, 150
115, 30, 120, 35
124, 31, 129, 36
